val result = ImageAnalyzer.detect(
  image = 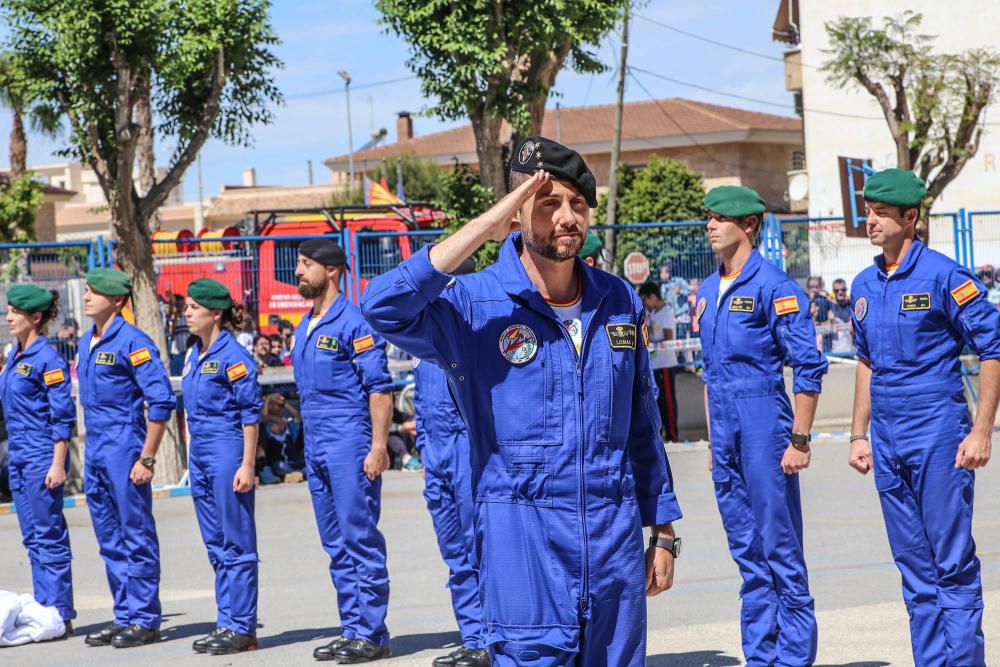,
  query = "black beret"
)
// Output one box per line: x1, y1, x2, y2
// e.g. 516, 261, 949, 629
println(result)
510, 136, 598, 207
299, 238, 346, 266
